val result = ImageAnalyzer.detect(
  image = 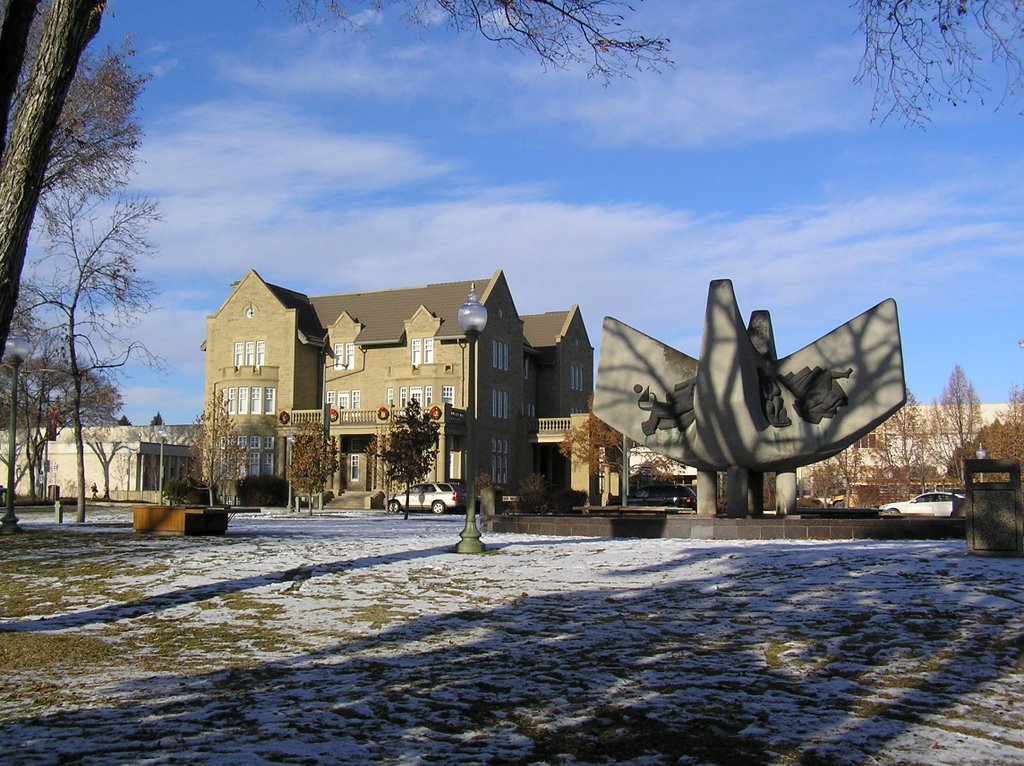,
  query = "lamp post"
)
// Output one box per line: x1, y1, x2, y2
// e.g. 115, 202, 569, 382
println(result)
286, 434, 295, 512
2, 334, 30, 534
157, 428, 168, 505
456, 285, 487, 554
